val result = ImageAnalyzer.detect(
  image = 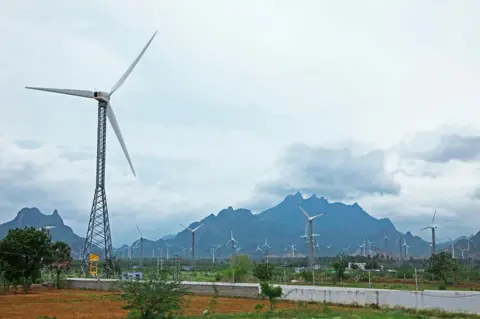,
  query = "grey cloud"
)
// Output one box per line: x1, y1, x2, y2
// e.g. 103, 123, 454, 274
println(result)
255, 143, 400, 202
0, 162, 77, 221
58, 146, 96, 161
470, 188, 480, 200
394, 159, 442, 179
402, 134, 480, 163
14, 140, 42, 150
